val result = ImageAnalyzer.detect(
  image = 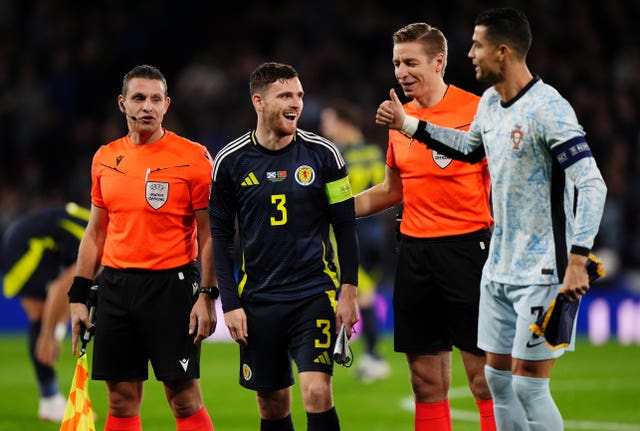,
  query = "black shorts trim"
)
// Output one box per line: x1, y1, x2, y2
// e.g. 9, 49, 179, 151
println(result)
400, 227, 491, 243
